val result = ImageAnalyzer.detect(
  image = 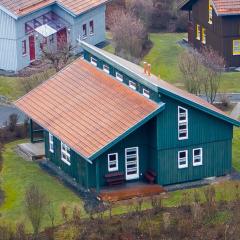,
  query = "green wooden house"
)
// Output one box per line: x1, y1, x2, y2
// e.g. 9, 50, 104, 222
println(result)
15, 41, 240, 194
